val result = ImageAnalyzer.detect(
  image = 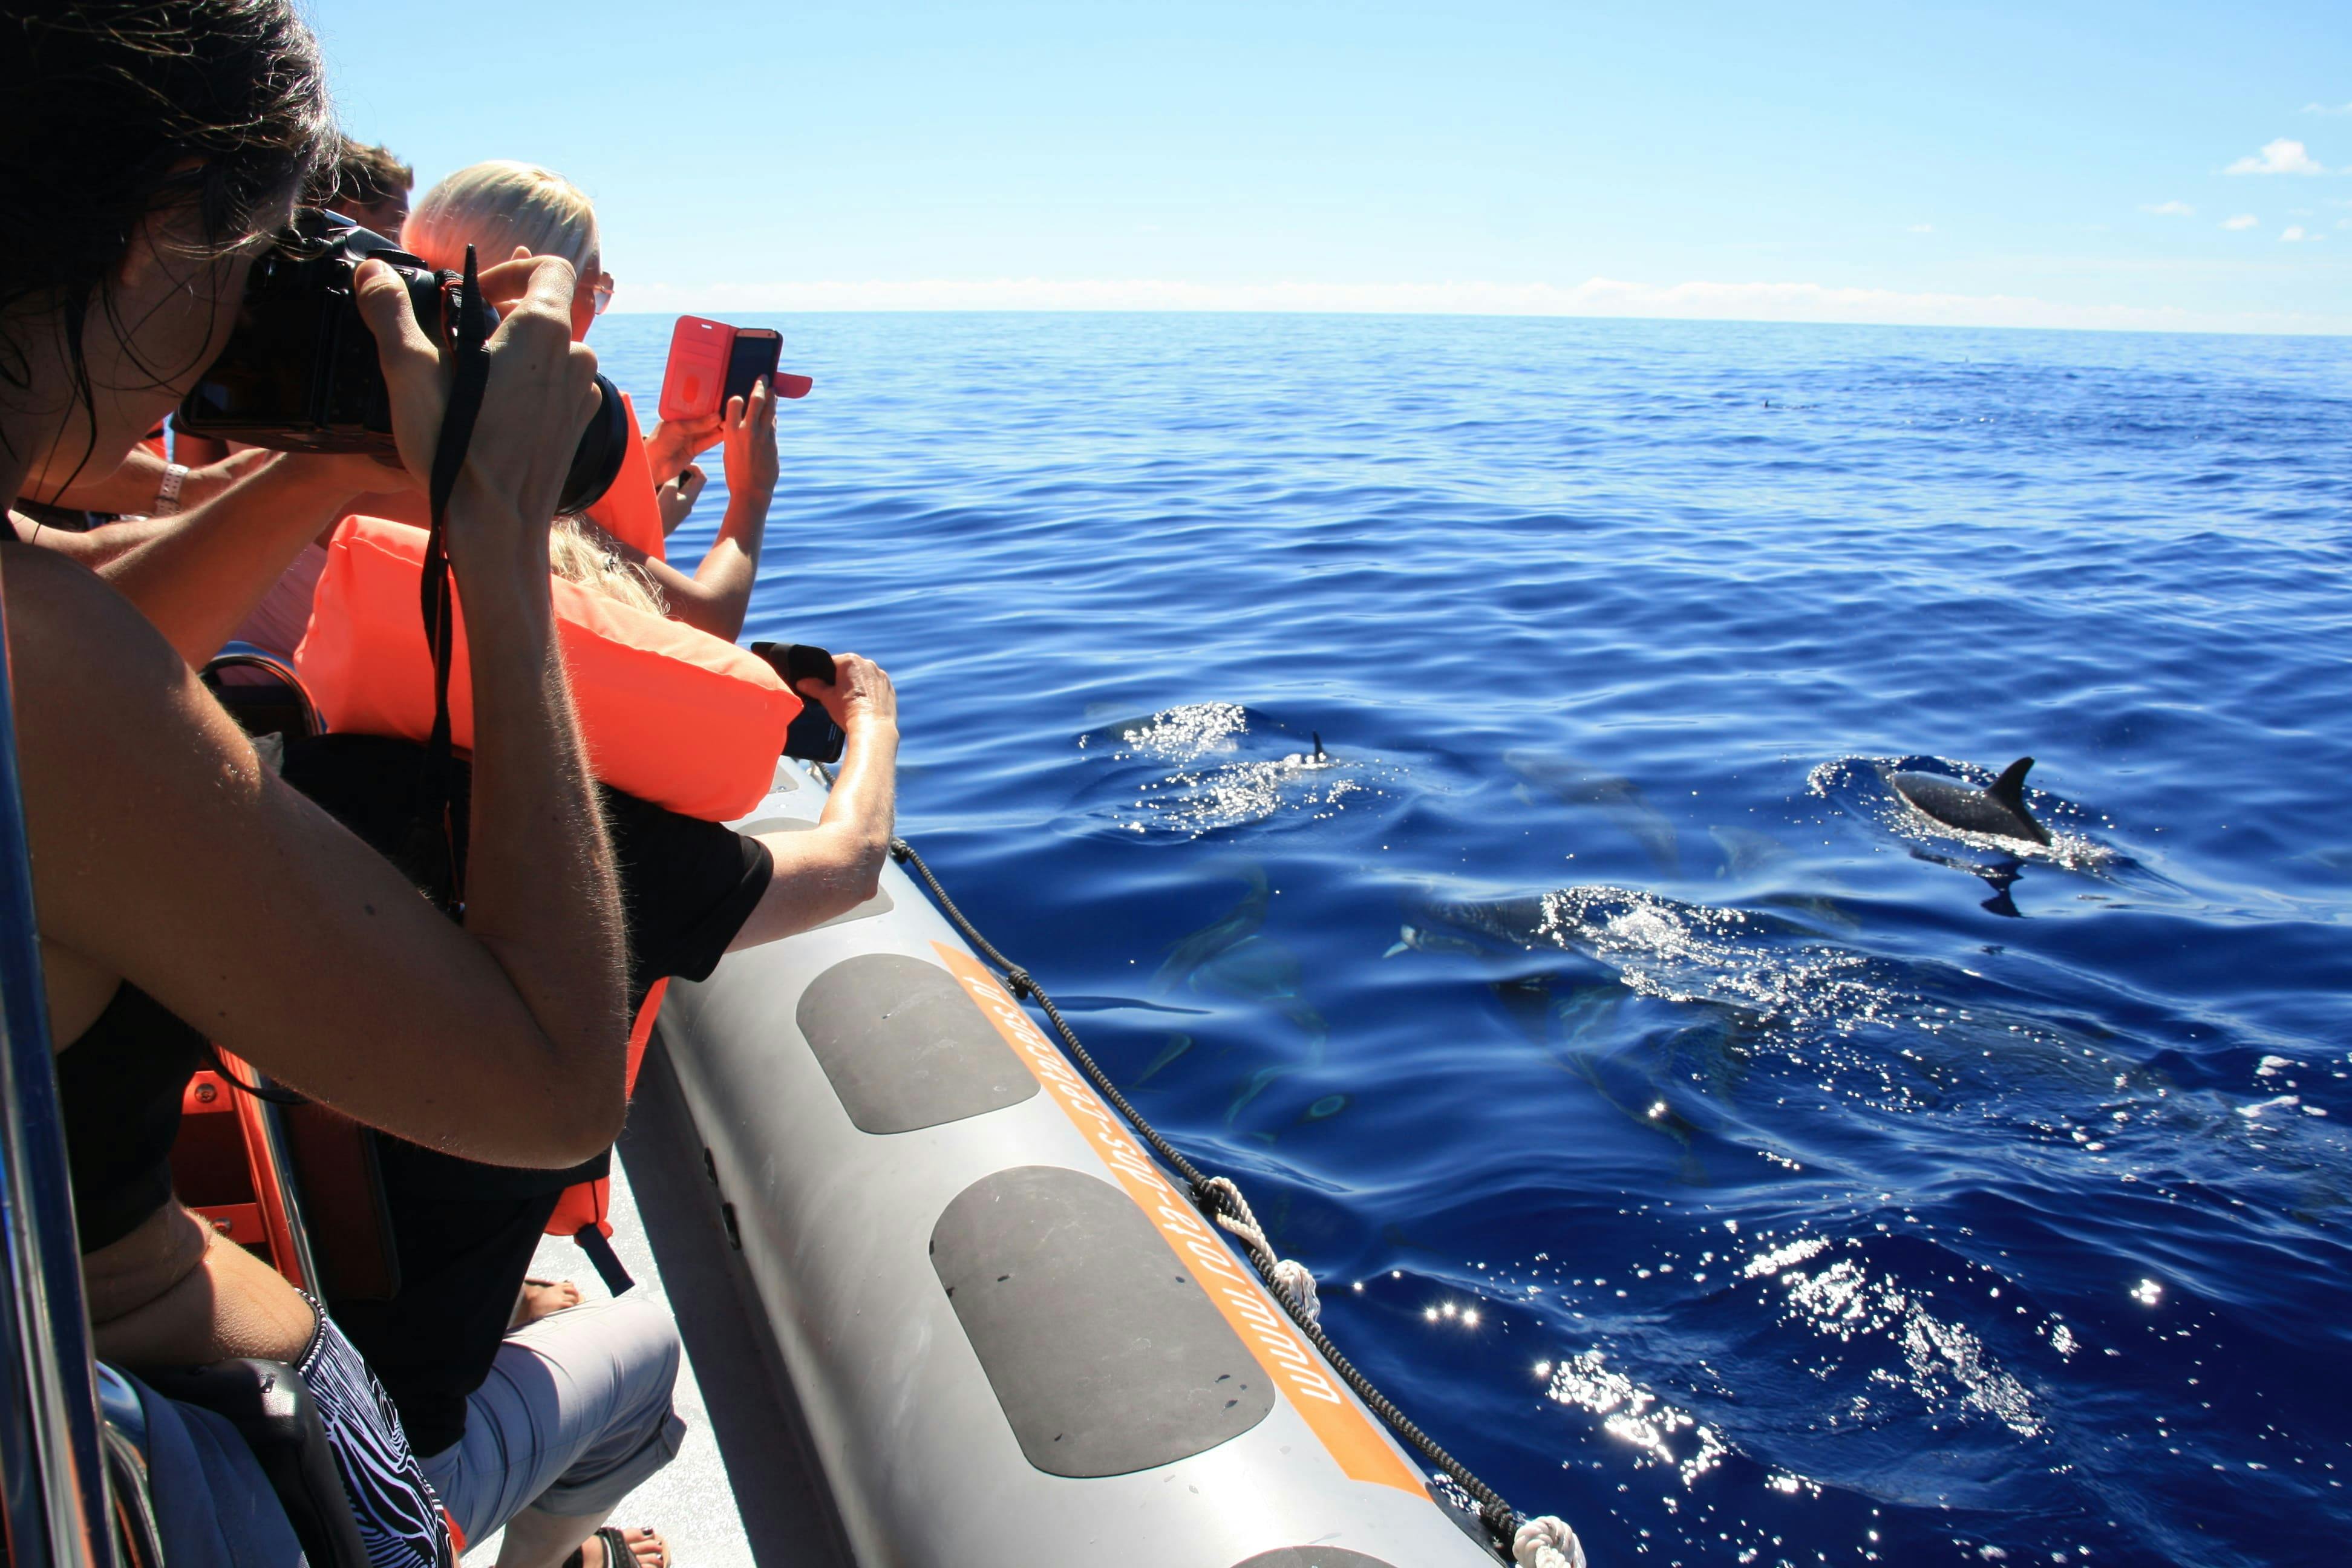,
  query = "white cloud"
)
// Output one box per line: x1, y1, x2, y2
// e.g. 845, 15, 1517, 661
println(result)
2304, 102, 2352, 116
2226, 137, 2327, 175
2223, 213, 2261, 230
621, 276, 2352, 336
2281, 224, 2319, 241
1906, 223, 1934, 234
2141, 200, 2195, 216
